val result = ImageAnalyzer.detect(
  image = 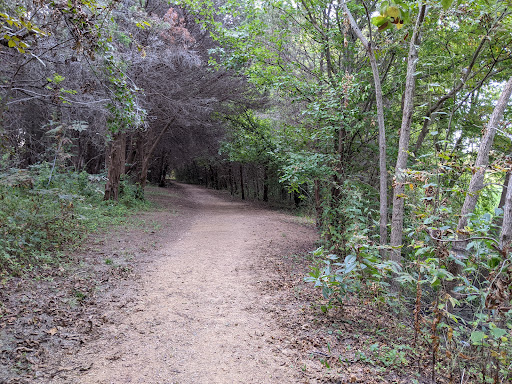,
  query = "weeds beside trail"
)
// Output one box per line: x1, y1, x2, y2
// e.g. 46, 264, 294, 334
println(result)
0, 163, 150, 276
5, 172, 512, 383
304, 194, 512, 383
0, 181, 172, 384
